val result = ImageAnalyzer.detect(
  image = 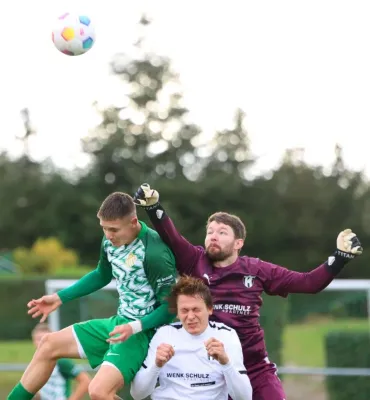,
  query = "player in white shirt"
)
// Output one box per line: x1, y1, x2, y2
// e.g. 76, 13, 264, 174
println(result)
130, 275, 252, 400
